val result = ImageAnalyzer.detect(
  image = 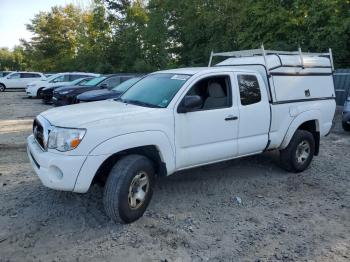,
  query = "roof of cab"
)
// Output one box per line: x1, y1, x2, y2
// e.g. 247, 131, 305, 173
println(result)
157, 66, 257, 76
